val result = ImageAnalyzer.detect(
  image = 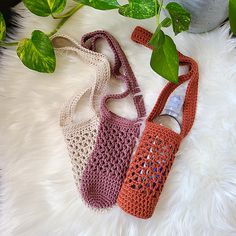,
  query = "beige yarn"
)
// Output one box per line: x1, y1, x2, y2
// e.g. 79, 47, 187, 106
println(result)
51, 35, 110, 186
